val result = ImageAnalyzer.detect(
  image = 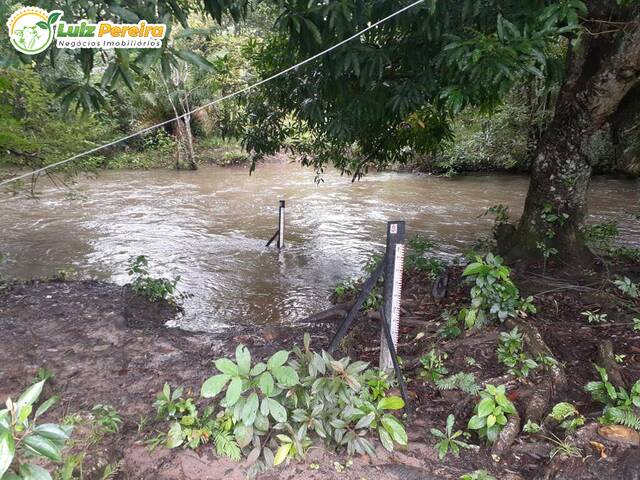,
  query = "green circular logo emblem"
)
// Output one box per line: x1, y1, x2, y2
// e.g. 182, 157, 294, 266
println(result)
7, 7, 62, 55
